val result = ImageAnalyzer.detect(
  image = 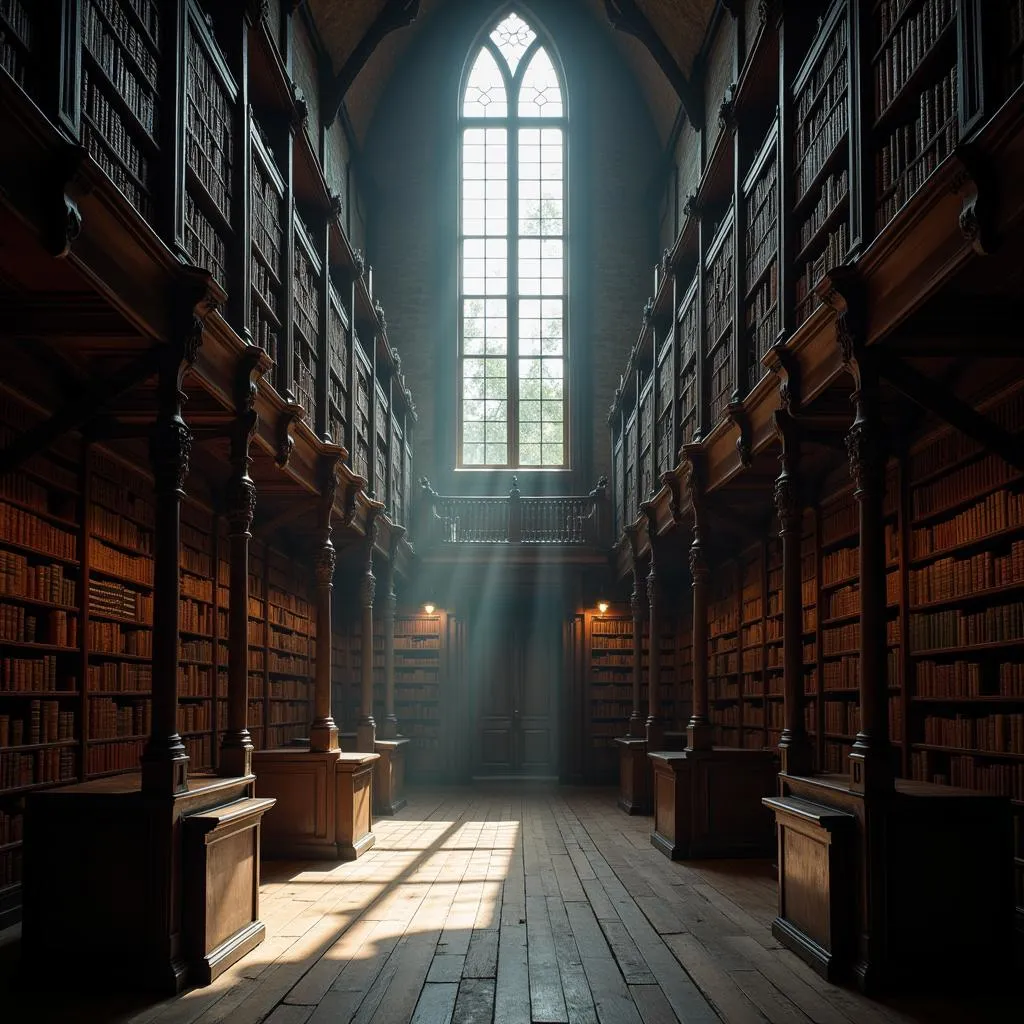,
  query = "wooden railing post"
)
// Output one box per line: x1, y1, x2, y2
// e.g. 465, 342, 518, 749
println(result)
508, 475, 522, 543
